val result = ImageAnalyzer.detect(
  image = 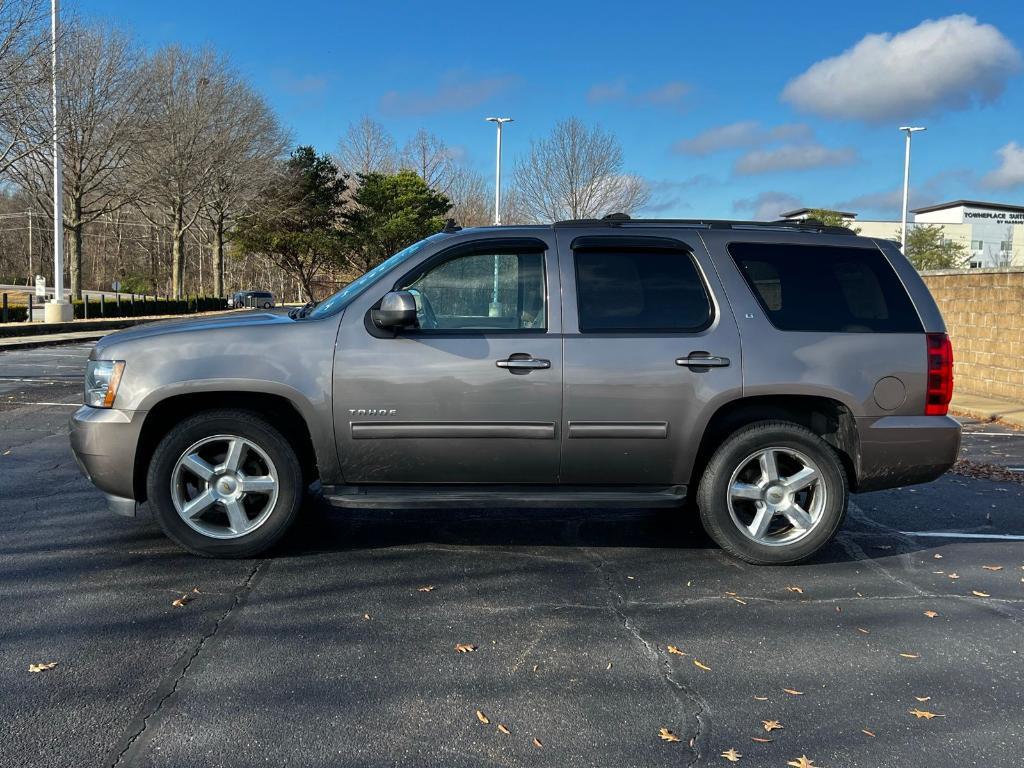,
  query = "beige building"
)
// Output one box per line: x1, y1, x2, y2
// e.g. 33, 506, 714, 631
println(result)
782, 200, 1024, 268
